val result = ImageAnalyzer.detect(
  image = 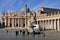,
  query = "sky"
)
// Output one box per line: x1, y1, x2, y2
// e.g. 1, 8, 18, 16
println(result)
0, 0, 60, 17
